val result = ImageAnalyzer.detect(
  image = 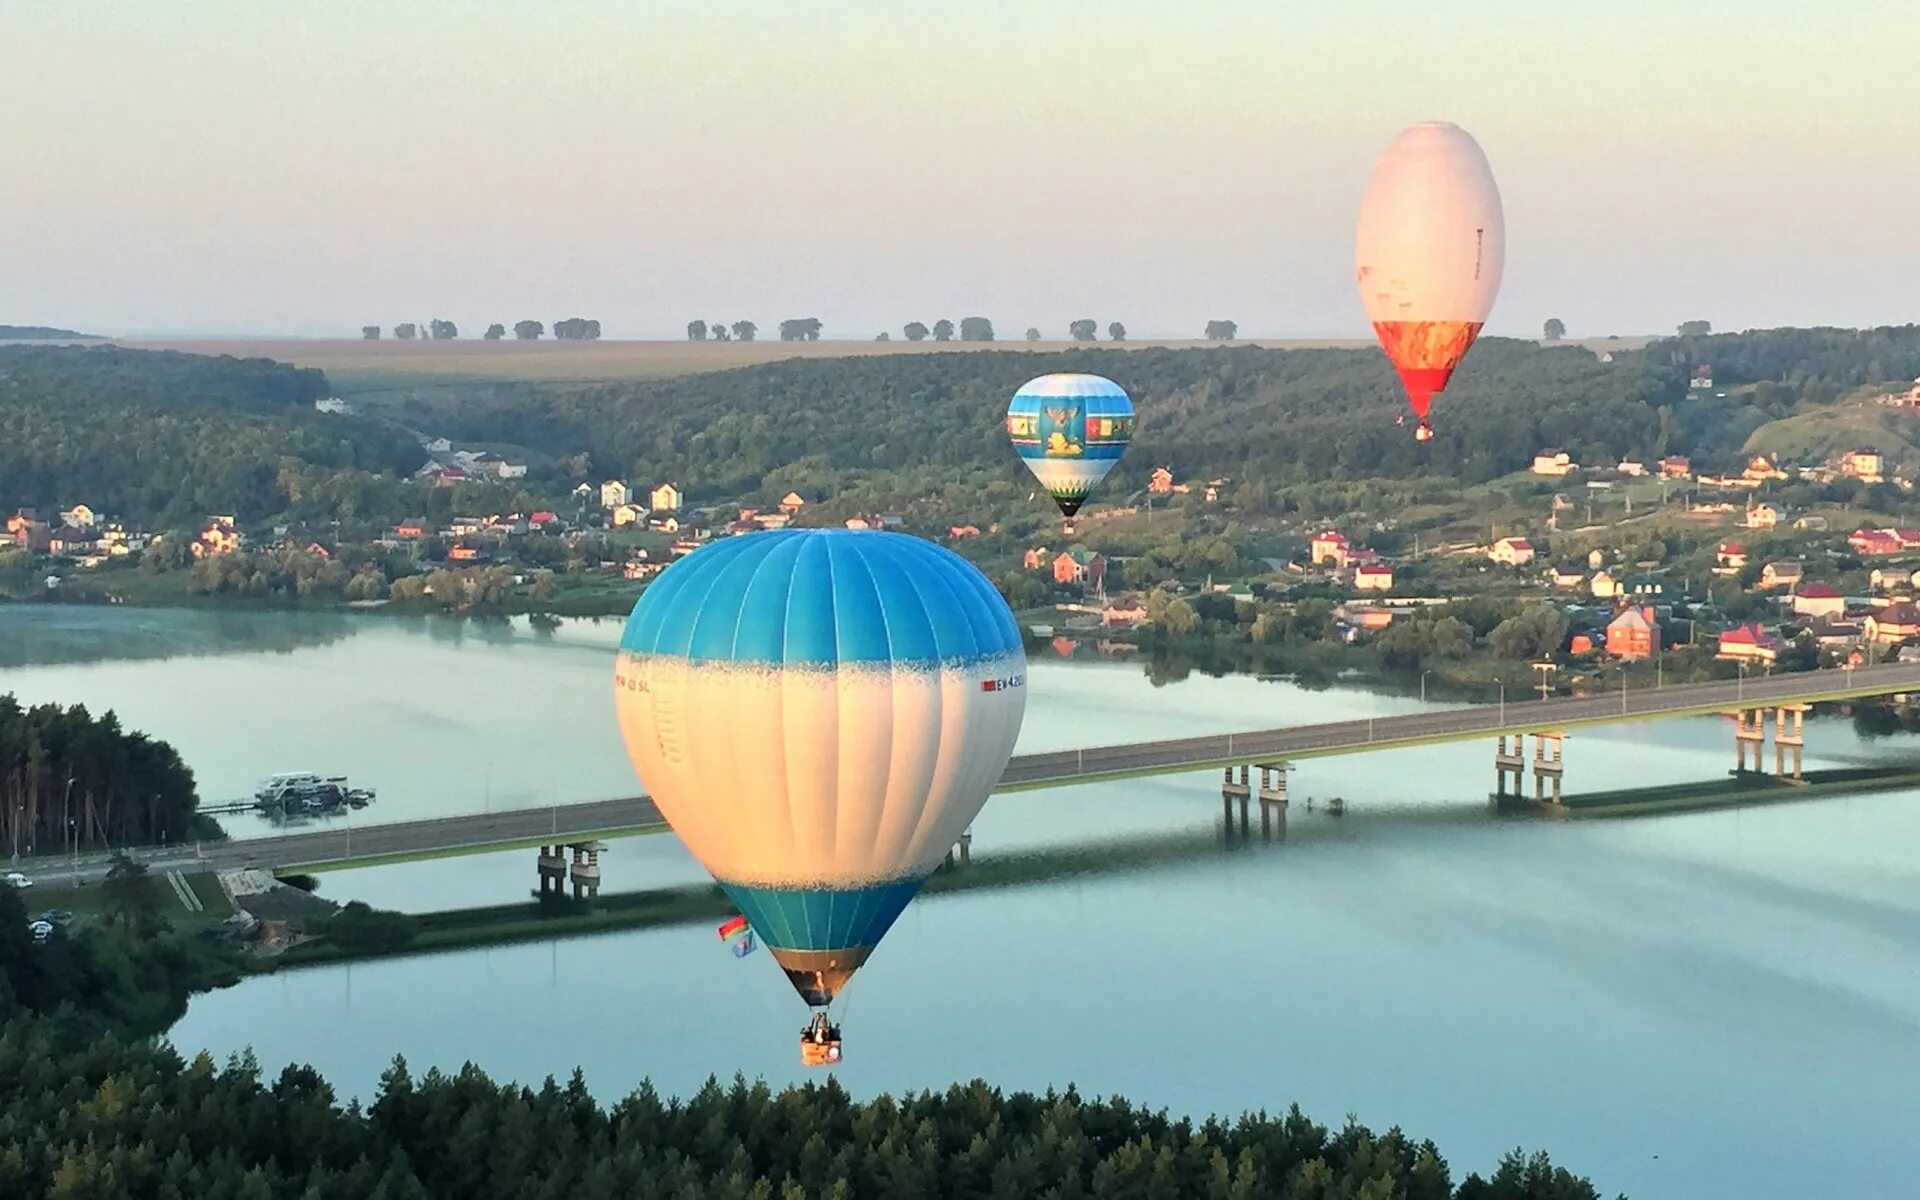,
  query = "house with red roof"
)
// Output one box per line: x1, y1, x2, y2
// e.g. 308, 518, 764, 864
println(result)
1866, 602, 1920, 645
1849, 528, 1902, 556
1489, 537, 1535, 567
1790, 583, 1845, 619
1713, 542, 1748, 575
1716, 624, 1782, 663
1310, 530, 1352, 568
1353, 564, 1394, 591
